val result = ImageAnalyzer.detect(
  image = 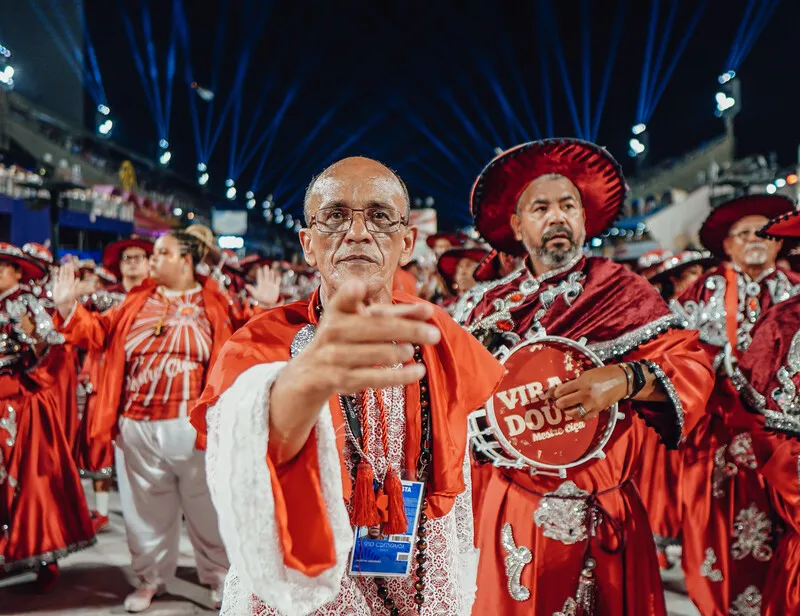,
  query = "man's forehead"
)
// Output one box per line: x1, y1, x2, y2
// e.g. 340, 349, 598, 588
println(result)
309, 171, 405, 206
731, 215, 769, 231
521, 175, 581, 201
